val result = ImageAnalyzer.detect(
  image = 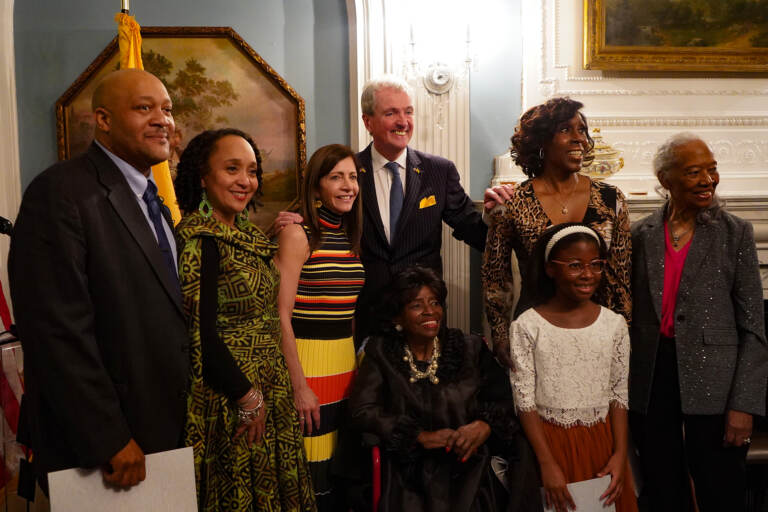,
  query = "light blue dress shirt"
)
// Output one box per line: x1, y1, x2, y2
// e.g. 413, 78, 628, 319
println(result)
94, 140, 178, 269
